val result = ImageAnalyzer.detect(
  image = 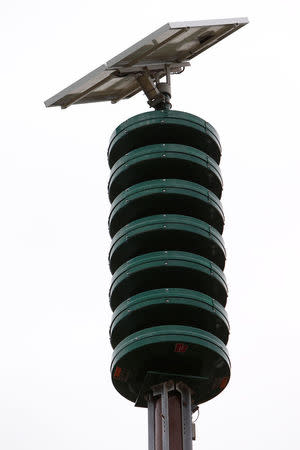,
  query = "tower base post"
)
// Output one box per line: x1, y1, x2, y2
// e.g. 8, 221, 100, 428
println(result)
148, 381, 193, 450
